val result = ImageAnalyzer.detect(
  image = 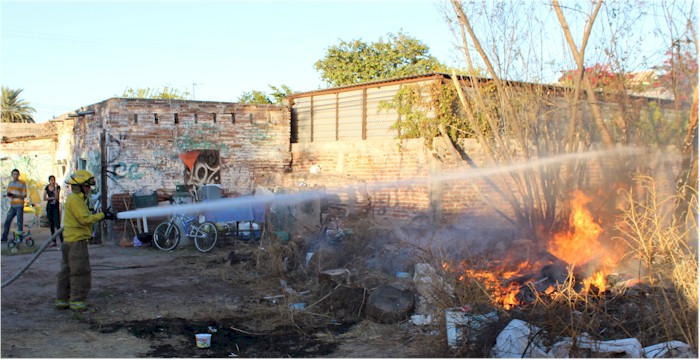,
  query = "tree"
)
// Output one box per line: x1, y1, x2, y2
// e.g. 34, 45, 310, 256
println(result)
237, 90, 271, 105
237, 85, 293, 105
1, 87, 35, 123
268, 85, 294, 104
118, 86, 190, 100
558, 63, 618, 91
438, 0, 681, 239
314, 31, 444, 87
657, 41, 698, 105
